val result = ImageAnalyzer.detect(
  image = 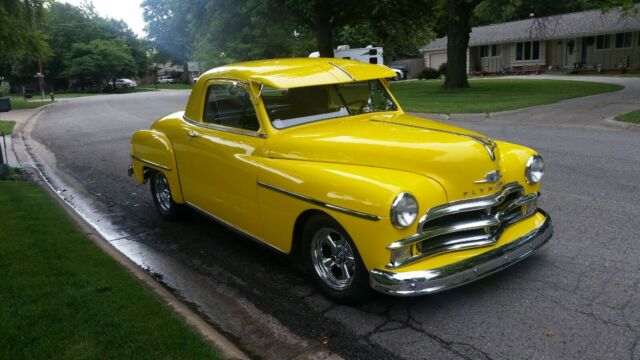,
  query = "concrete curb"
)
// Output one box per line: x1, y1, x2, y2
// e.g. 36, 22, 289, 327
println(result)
604, 116, 640, 131
11, 104, 251, 360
